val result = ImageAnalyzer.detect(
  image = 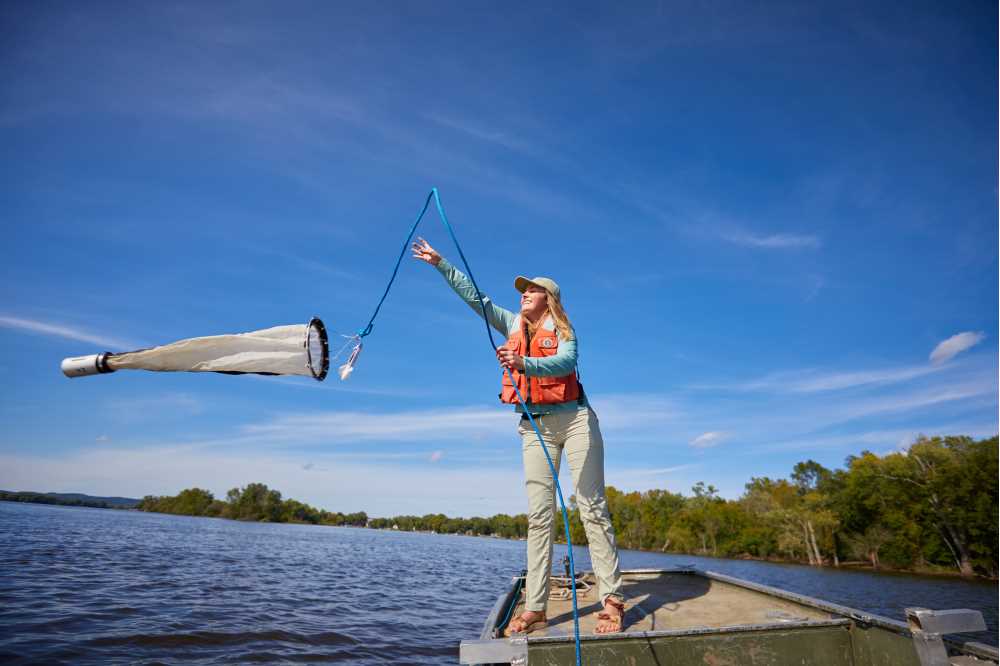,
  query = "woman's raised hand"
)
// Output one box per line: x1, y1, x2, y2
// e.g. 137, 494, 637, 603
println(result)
411, 237, 442, 266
